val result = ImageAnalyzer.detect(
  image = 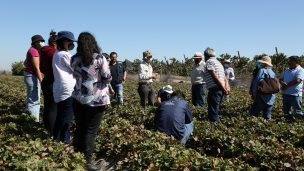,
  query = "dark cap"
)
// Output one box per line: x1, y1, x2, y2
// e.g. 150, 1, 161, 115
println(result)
31, 35, 45, 45
57, 31, 76, 41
